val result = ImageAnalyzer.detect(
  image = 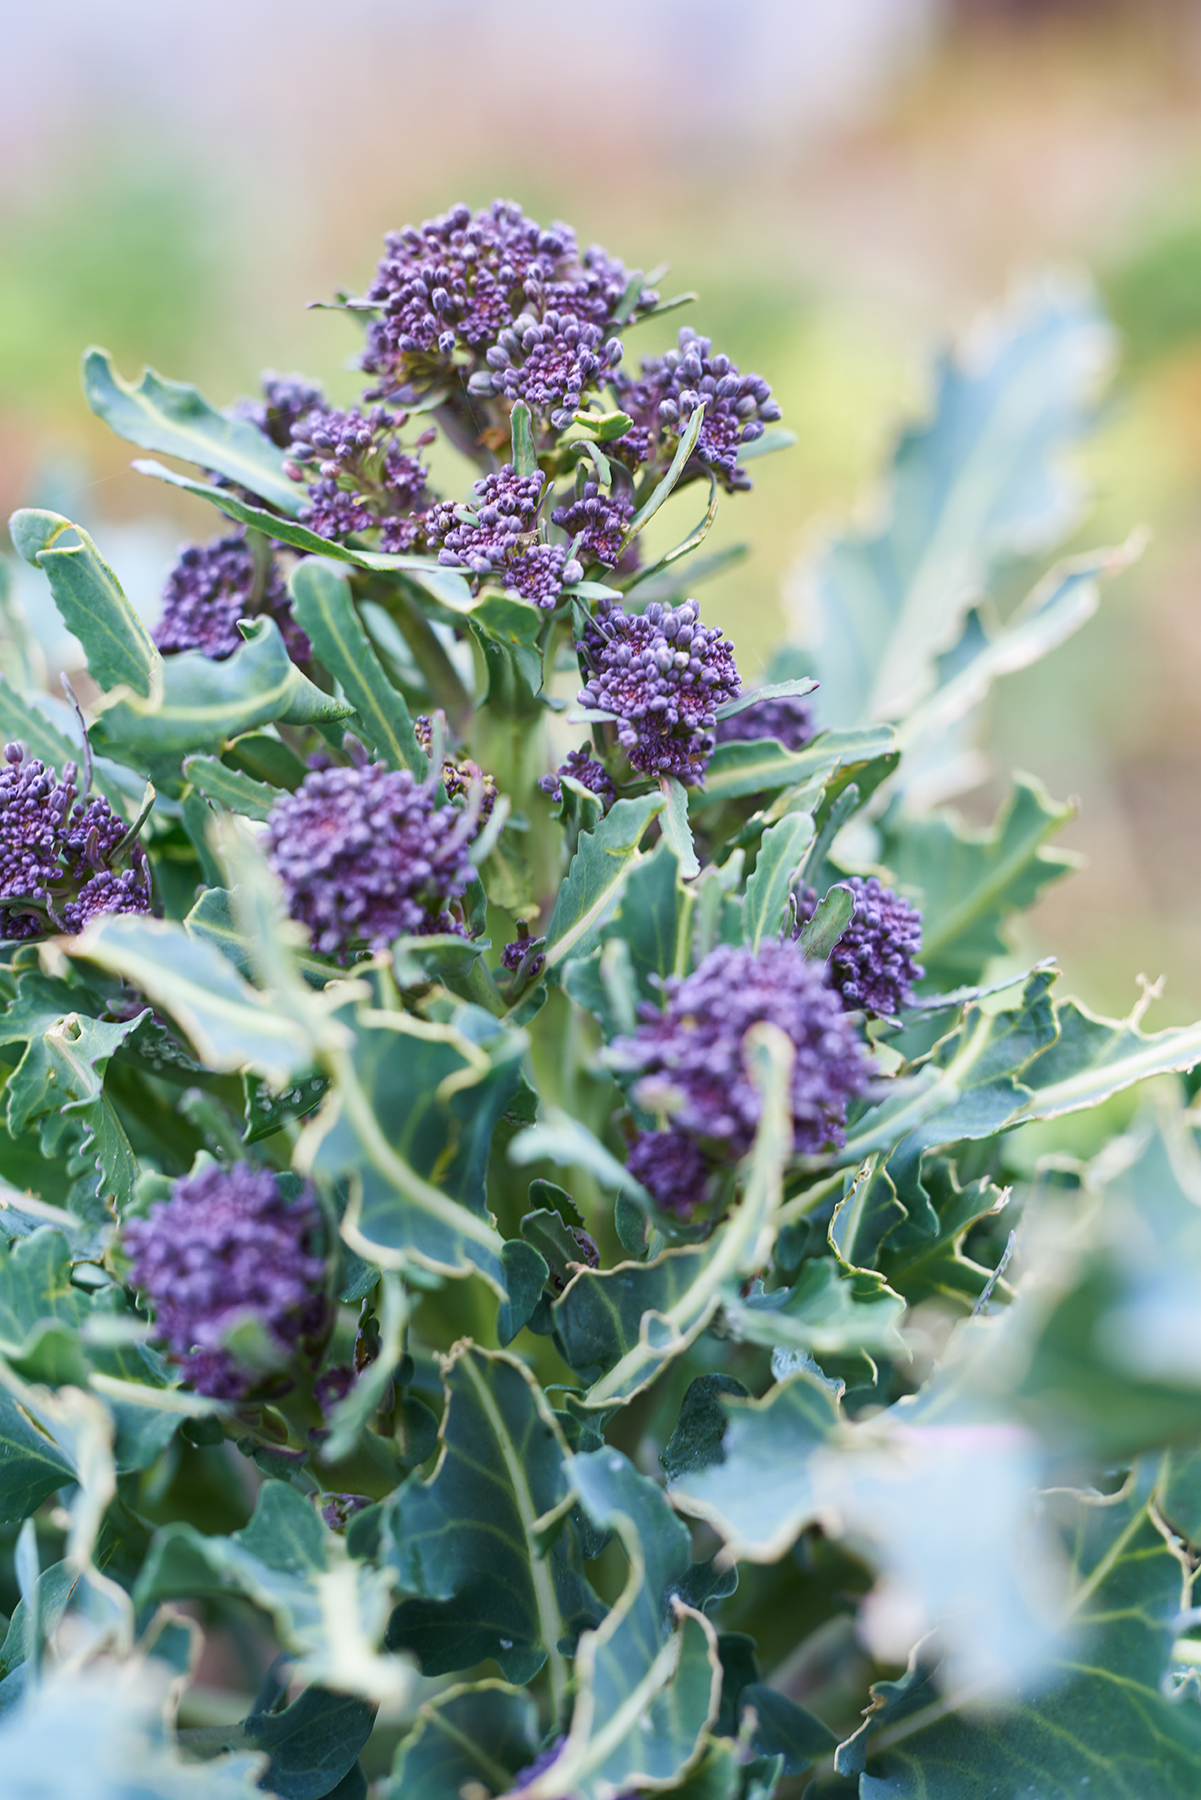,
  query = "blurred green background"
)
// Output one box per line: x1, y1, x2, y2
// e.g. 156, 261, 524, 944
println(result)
4, 0, 1201, 1021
